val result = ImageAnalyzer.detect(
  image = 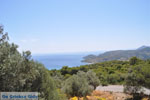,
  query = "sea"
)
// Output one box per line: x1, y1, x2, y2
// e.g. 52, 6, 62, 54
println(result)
32, 52, 101, 70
